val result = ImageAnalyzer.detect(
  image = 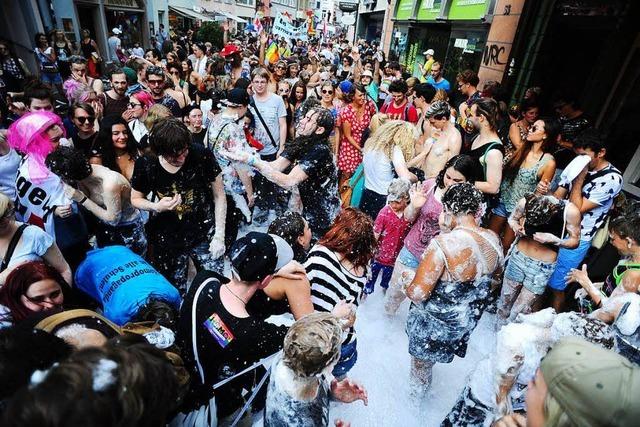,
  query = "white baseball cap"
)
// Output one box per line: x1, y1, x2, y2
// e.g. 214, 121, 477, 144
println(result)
112, 28, 122, 35
423, 49, 434, 56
